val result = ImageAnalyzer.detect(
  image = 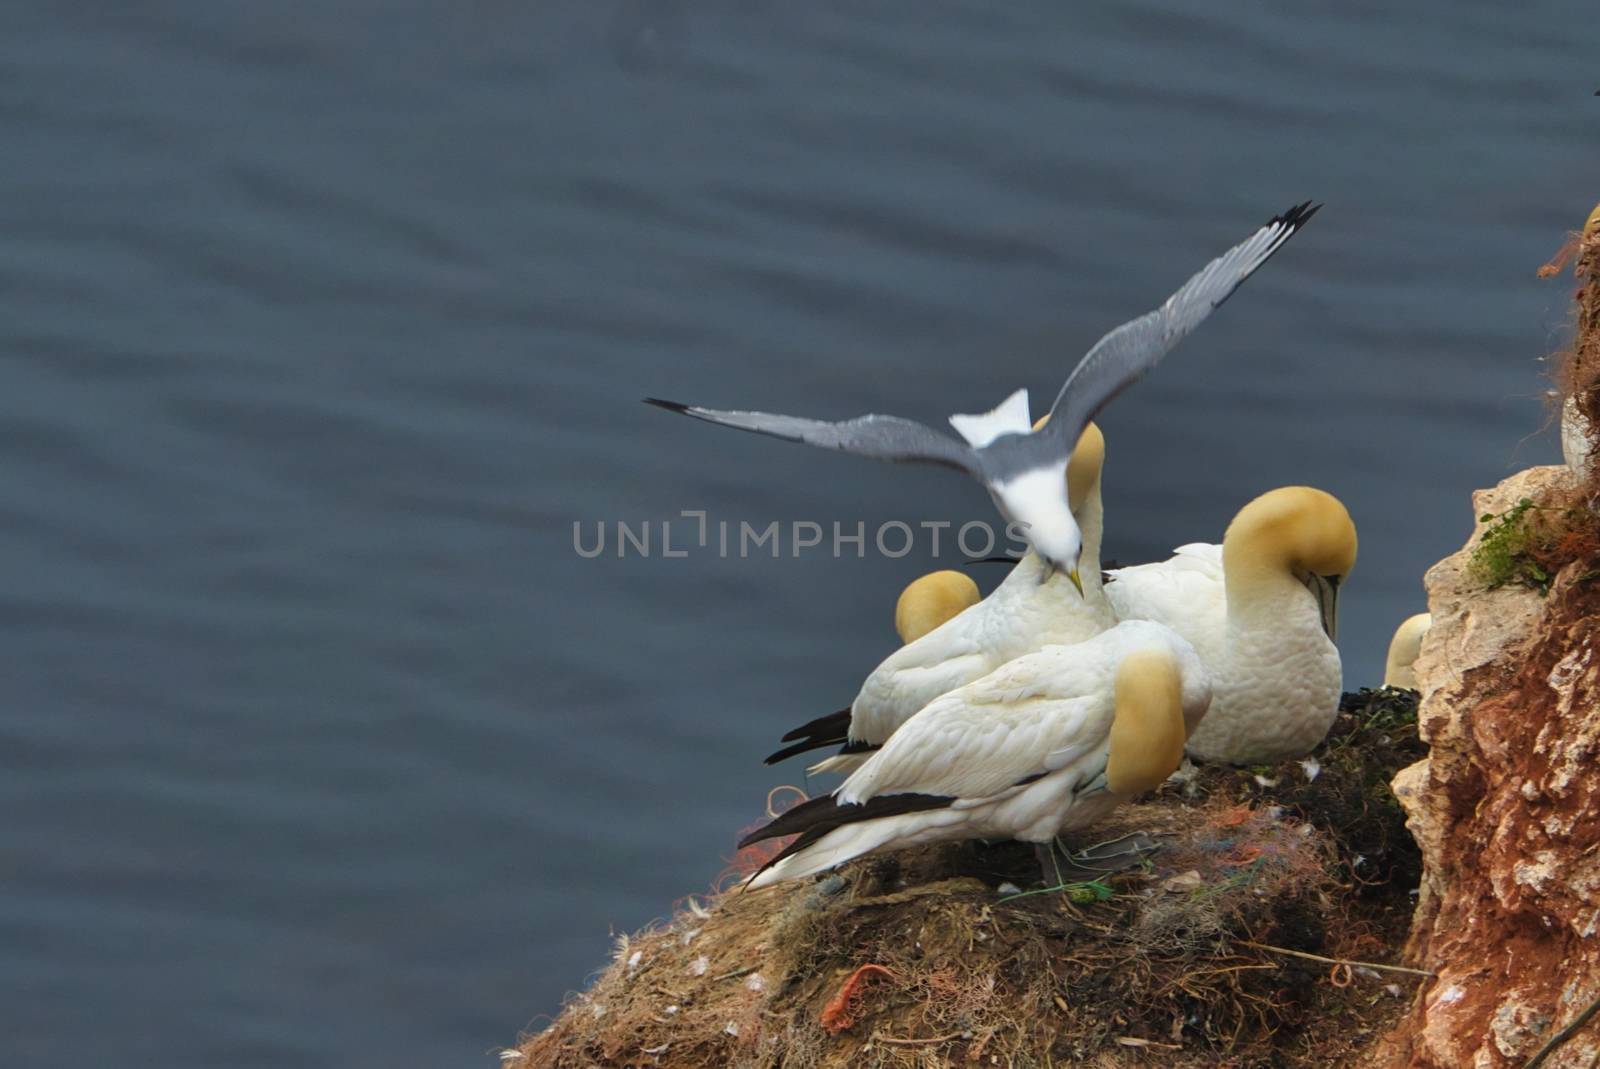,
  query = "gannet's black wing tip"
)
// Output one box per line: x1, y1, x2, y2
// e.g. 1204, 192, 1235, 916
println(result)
763, 737, 834, 765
